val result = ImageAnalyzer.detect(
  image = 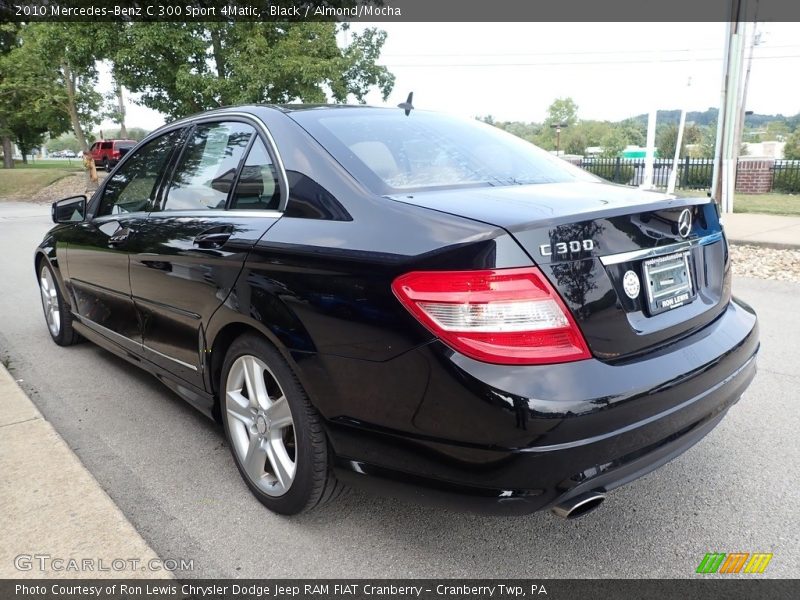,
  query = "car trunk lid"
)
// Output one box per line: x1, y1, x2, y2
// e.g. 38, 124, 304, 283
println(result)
390, 181, 730, 361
